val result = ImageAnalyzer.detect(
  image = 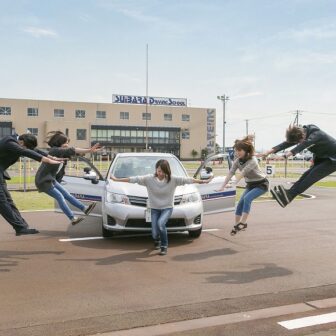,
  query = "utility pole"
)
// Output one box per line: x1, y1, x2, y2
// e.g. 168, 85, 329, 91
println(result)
145, 44, 149, 150
217, 94, 229, 153
245, 119, 249, 136
293, 110, 302, 126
